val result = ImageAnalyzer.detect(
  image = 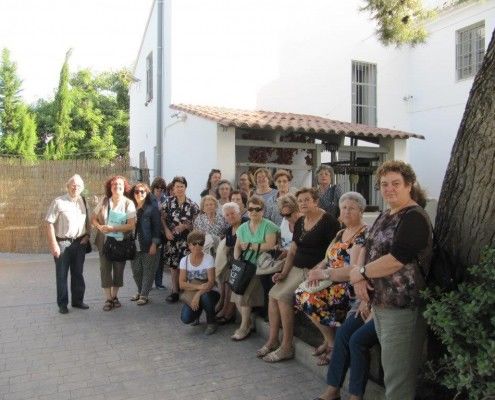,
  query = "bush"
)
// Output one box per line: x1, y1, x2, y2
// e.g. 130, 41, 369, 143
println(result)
422, 247, 495, 400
